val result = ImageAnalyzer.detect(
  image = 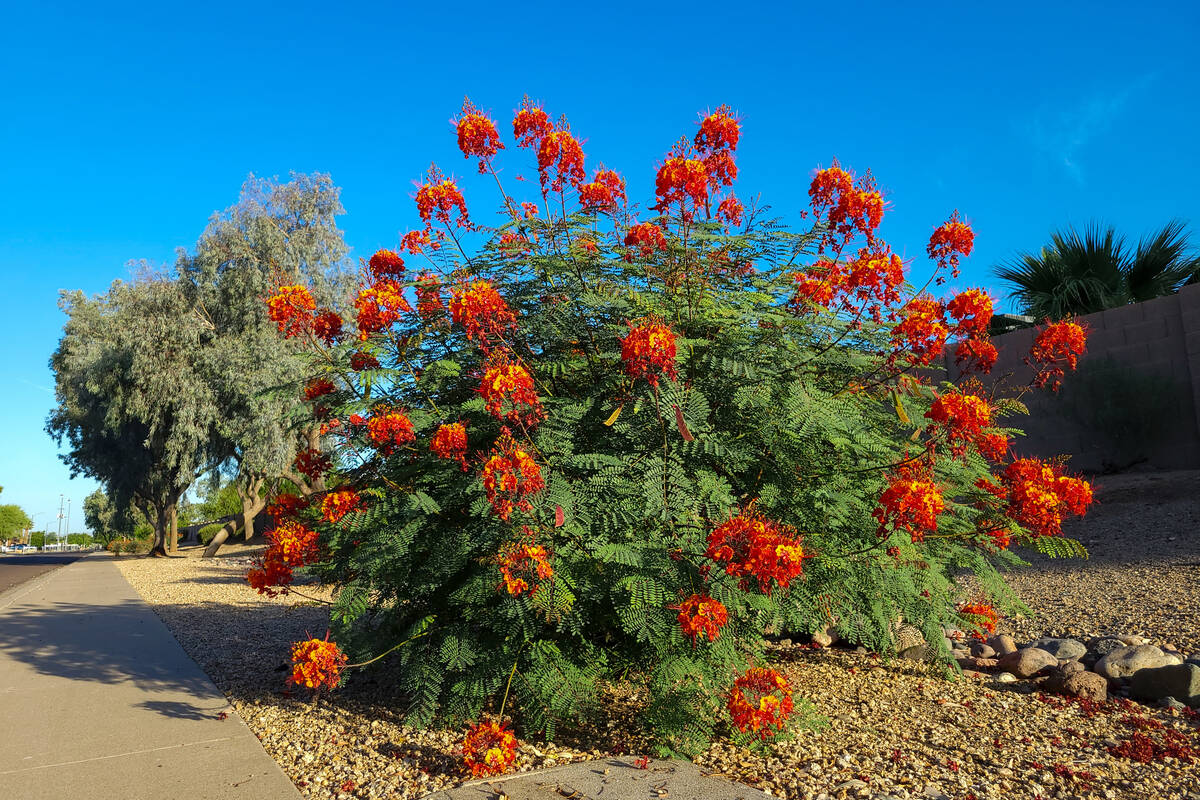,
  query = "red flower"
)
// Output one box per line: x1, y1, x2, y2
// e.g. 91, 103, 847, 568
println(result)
287, 638, 347, 691
537, 128, 586, 194
246, 520, 320, 596
946, 289, 992, 339
954, 338, 998, 374
462, 720, 518, 778
927, 211, 975, 279
481, 431, 545, 521
455, 98, 504, 173
247, 549, 294, 596
694, 105, 741, 154
368, 249, 406, 280
989, 458, 1093, 538
400, 229, 433, 254
579, 168, 626, 211
479, 352, 545, 427
449, 279, 517, 350
304, 378, 336, 401
497, 231, 532, 257
355, 279, 411, 340
366, 409, 416, 454
842, 248, 905, 311
320, 489, 364, 524
430, 422, 469, 468
925, 392, 994, 459
416, 167, 471, 229
728, 667, 794, 739
414, 272, 445, 320
294, 448, 332, 480
497, 537, 554, 597
957, 602, 999, 637
676, 593, 729, 643
706, 511, 810, 593
1028, 320, 1088, 391
976, 431, 1010, 462
874, 473, 944, 542
716, 195, 744, 226
350, 351, 381, 371
624, 222, 668, 258
512, 97, 553, 149
808, 160, 884, 248
891, 296, 948, 366
620, 319, 678, 386
267, 493, 307, 521
655, 154, 709, 210
266, 285, 316, 338
313, 310, 344, 344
